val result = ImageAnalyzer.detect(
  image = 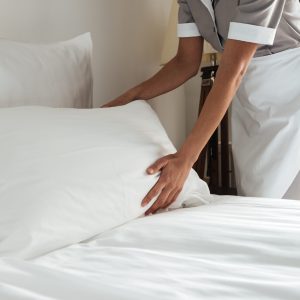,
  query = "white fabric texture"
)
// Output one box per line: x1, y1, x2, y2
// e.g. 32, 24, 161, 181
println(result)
0, 33, 93, 108
232, 47, 300, 199
0, 101, 210, 259
177, 23, 201, 37
228, 22, 276, 45
0, 195, 300, 299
